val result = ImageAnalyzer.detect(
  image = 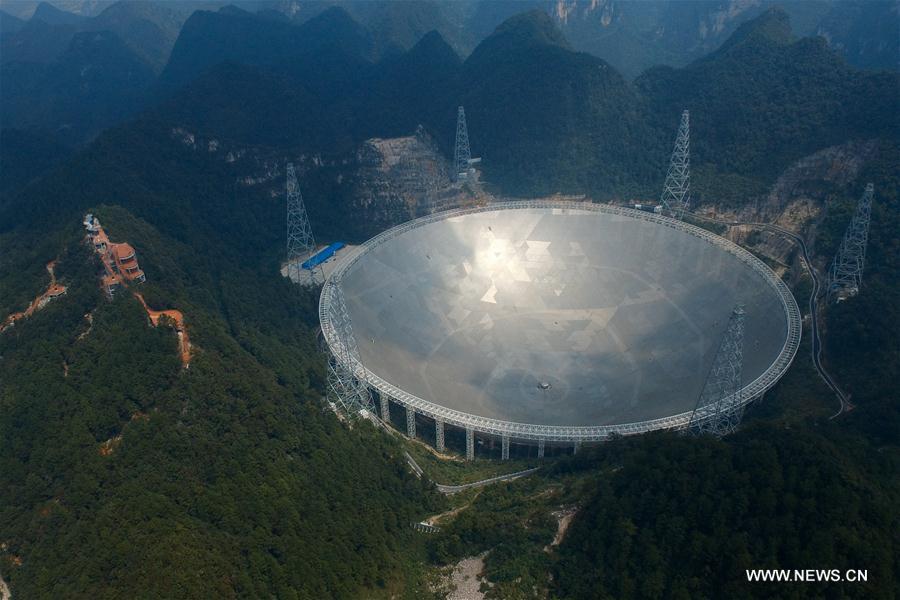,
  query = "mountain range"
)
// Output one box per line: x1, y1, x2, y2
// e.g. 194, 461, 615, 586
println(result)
147, 6, 897, 202
2, 0, 896, 146
0, 1, 189, 142
543, 0, 900, 76
2, 1, 188, 69
246, 0, 900, 76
